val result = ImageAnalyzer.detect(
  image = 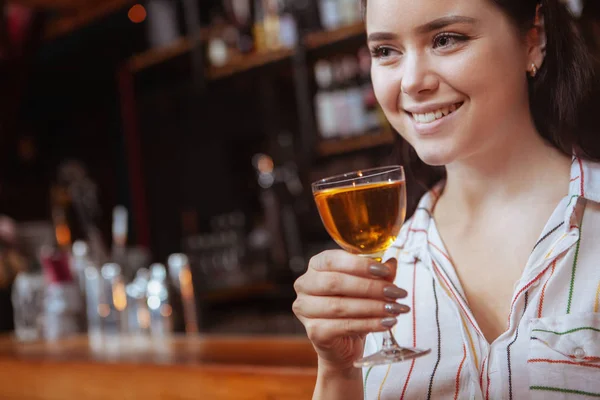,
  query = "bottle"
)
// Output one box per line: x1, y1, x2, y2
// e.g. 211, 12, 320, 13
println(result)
99, 263, 127, 334
125, 268, 151, 335
314, 60, 338, 139
12, 272, 45, 341
253, 0, 267, 52
338, 0, 355, 25
331, 59, 353, 137
167, 254, 198, 334
207, 12, 232, 67
352, 0, 363, 23
276, 0, 300, 49
71, 241, 91, 297
112, 206, 128, 249
318, 0, 341, 30
263, 0, 281, 50
227, 0, 255, 54
342, 55, 367, 135
340, 0, 361, 25
71, 240, 94, 334
84, 265, 102, 340
278, 12, 298, 49
111, 206, 129, 277
147, 263, 172, 337
146, 0, 181, 48
40, 248, 83, 340
208, 37, 229, 67
50, 184, 72, 253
